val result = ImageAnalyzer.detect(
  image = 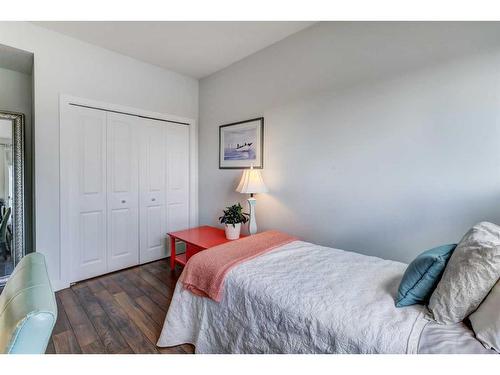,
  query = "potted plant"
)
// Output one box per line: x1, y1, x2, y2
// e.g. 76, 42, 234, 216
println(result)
219, 203, 249, 240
